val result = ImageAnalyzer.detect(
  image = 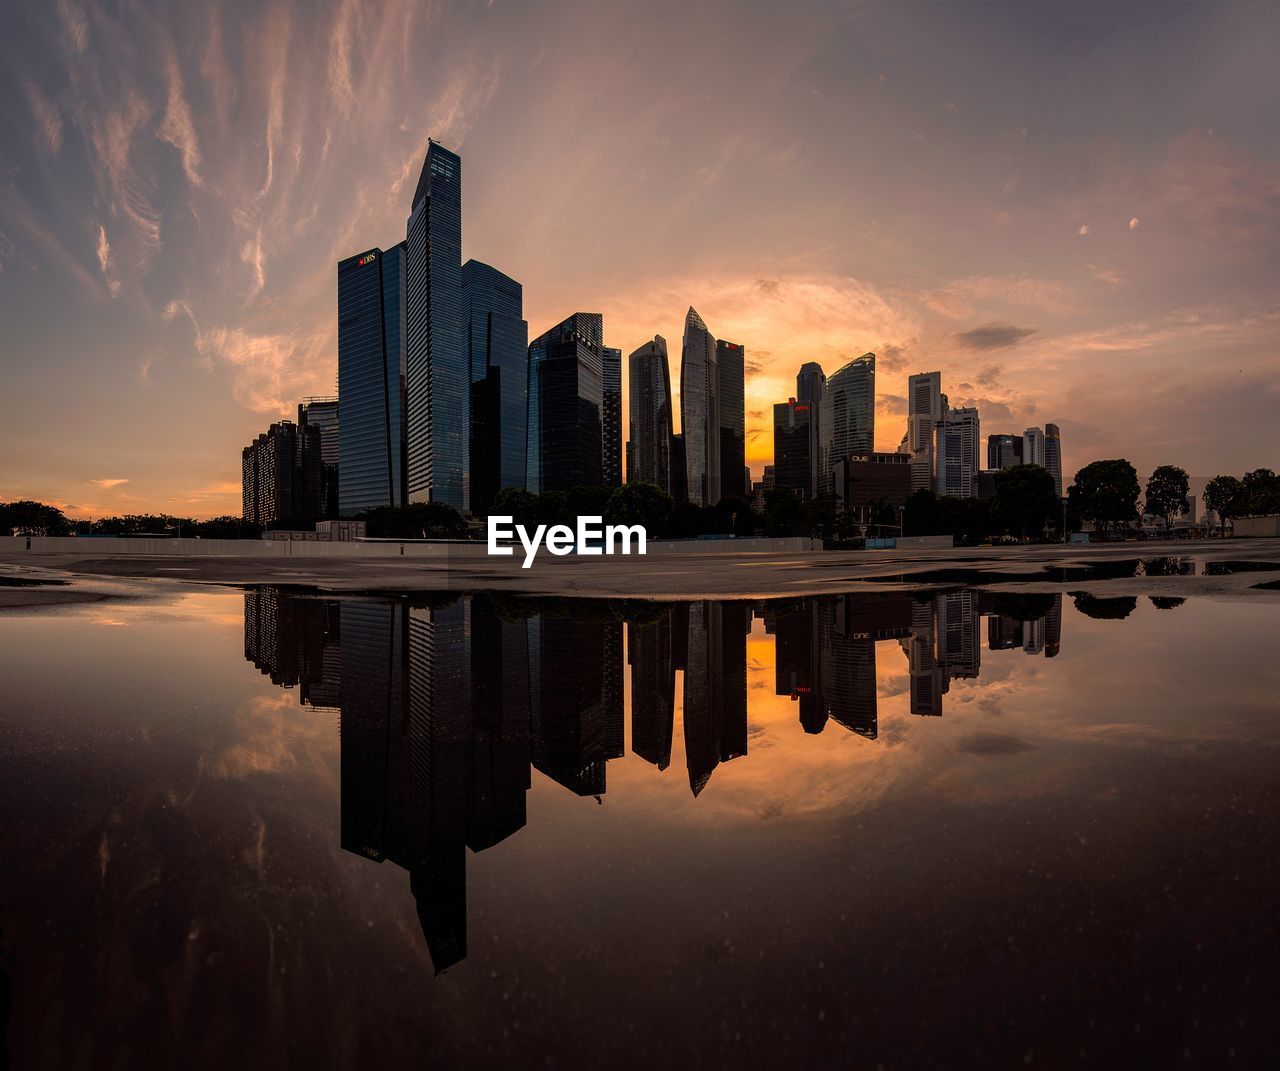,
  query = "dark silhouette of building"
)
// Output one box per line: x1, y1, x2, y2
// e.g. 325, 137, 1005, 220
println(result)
818, 354, 875, 494
717, 339, 746, 500
407, 141, 466, 510
526, 313, 606, 494
1044, 422, 1064, 497
628, 612, 676, 769
797, 362, 826, 497
462, 260, 528, 516
773, 399, 813, 497
680, 307, 720, 506
682, 601, 749, 796
242, 420, 322, 528
669, 433, 688, 504
627, 336, 674, 495
338, 244, 407, 515
603, 346, 623, 489
987, 433, 1024, 471
299, 398, 339, 520
832, 452, 911, 524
